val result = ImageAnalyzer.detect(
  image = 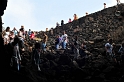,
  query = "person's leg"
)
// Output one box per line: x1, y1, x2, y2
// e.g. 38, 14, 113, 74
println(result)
37, 51, 41, 71
74, 48, 77, 60
62, 42, 66, 49
56, 44, 60, 49
17, 45, 21, 61
62, 42, 64, 49
42, 43, 46, 51
76, 48, 80, 58
71, 44, 75, 54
